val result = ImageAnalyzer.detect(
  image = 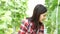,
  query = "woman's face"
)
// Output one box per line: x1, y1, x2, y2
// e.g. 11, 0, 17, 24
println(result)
39, 13, 47, 22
